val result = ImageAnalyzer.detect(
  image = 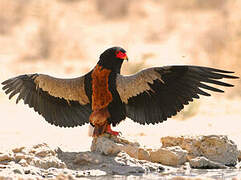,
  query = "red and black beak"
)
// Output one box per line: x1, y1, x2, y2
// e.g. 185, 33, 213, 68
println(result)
123, 54, 128, 61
